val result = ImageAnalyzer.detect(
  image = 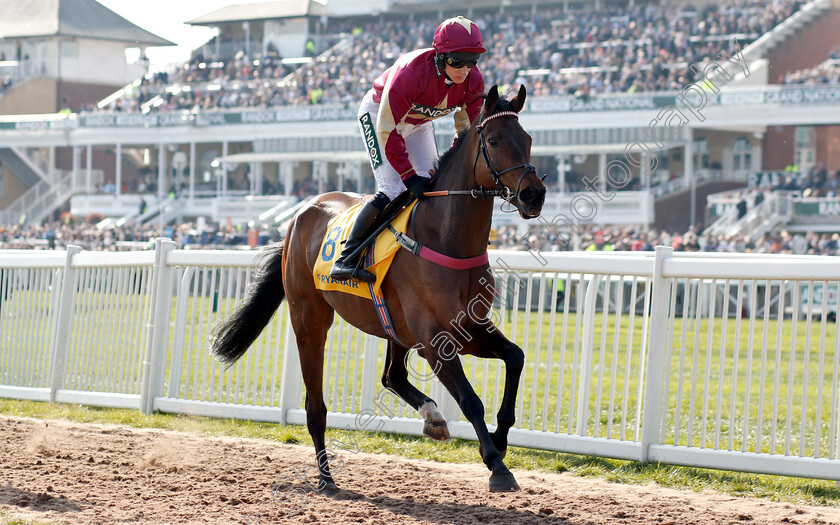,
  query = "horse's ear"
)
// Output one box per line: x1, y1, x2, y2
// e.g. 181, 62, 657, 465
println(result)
484, 85, 500, 114
511, 85, 527, 113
